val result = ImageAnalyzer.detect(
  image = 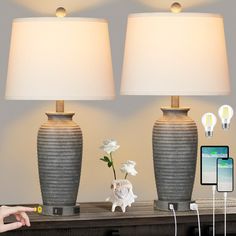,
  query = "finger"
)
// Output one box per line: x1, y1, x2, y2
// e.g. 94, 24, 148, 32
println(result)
0, 222, 22, 233
2, 207, 34, 218
16, 207, 35, 213
14, 214, 26, 226
20, 218, 26, 226
14, 214, 21, 222
18, 212, 30, 227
